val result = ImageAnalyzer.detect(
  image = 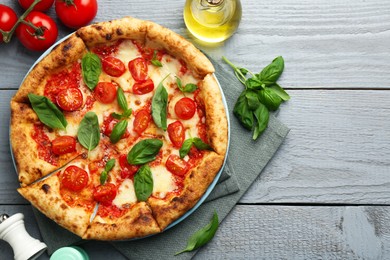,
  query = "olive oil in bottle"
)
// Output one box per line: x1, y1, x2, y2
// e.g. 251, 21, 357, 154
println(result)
183, 0, 242, 43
